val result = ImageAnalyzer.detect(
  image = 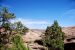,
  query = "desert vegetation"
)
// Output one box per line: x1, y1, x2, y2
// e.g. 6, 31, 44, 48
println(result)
0, 7, 74, 50
0, 7, 28, 50
0, 0, 75, 50
42, 21, 64, 50
0, 7, 66, 50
